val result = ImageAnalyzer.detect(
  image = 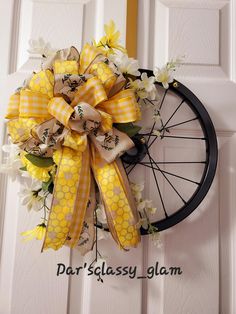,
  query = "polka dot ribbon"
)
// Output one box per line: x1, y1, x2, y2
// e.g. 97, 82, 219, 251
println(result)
5, 44, 141, 251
